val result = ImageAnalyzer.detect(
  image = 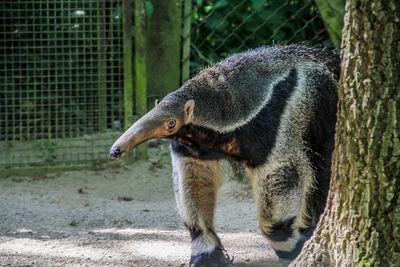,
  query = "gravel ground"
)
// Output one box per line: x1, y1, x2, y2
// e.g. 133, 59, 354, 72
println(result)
0, 142, 280, 267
